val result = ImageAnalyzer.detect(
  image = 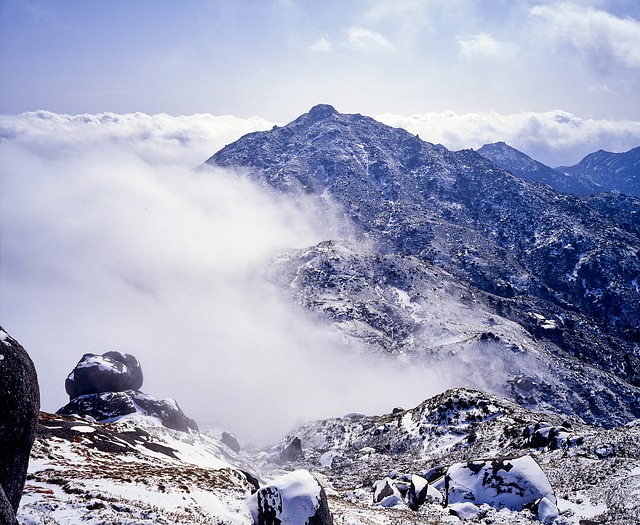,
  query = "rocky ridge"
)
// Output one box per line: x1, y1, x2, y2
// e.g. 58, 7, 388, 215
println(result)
478, 142, 640, 198
206, 105, 640, 427
18, 388, 640, 524
477, 142, 591, 195
557, 147, 640, 198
